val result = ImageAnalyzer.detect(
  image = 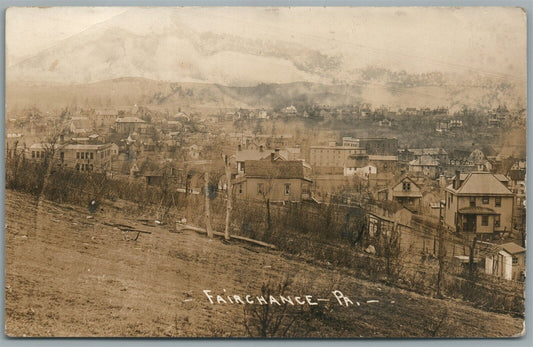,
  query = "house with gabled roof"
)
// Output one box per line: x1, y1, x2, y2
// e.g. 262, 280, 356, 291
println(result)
377, 175, 422, 212
444, 171, 514, 237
